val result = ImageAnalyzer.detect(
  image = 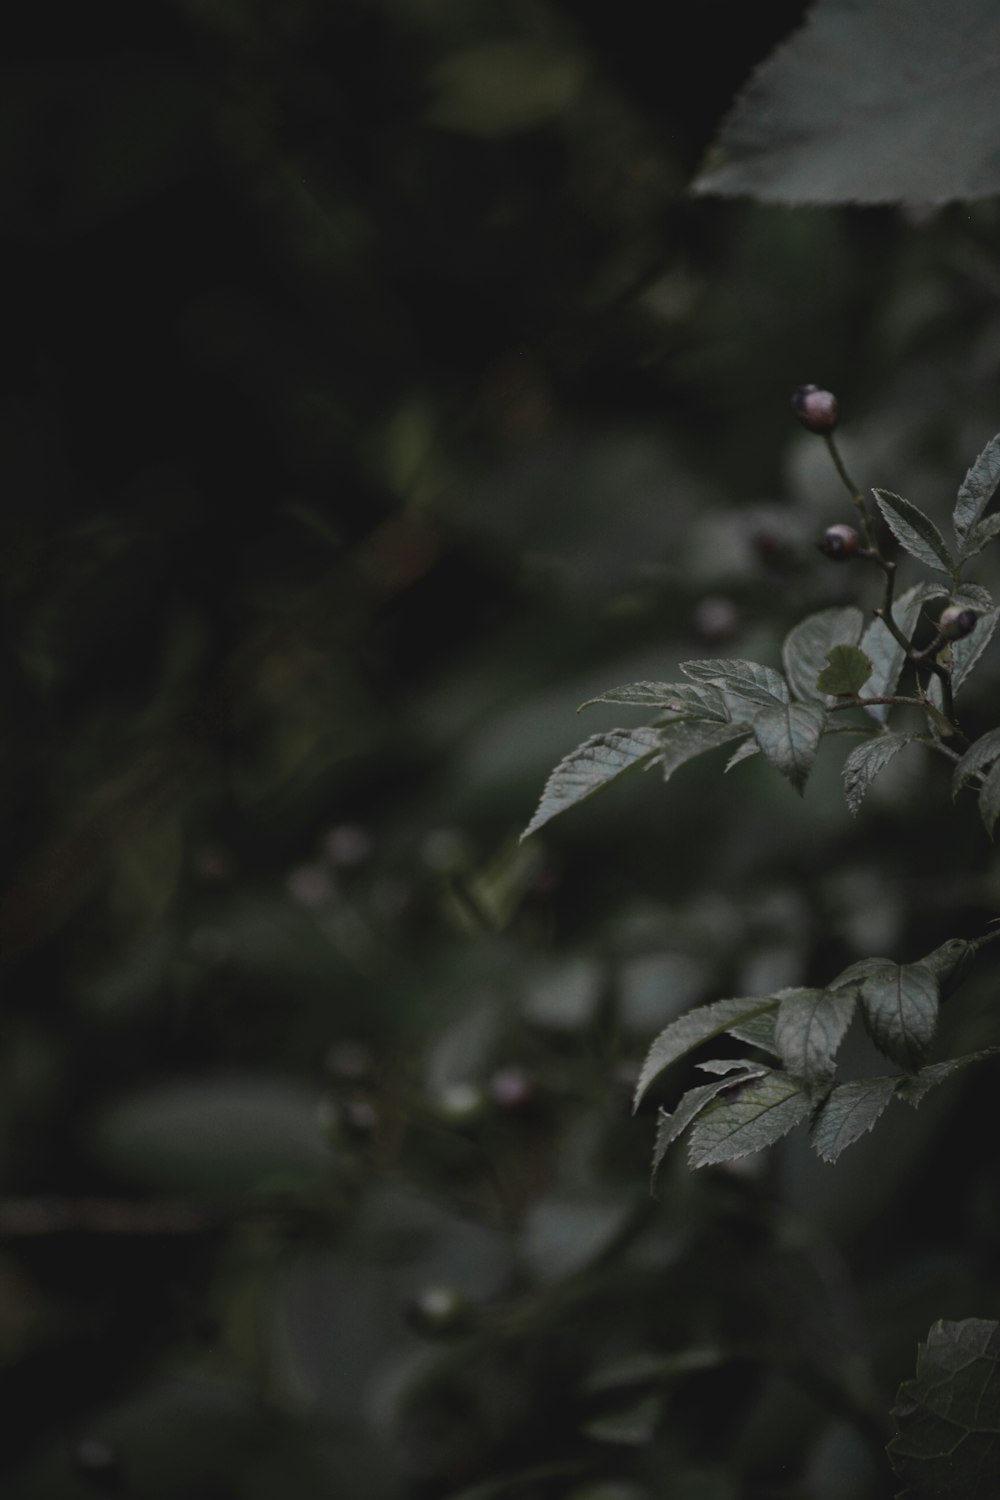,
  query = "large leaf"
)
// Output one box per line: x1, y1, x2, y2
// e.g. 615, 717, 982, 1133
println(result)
686, 1070, 811, 1167
521, 728, 661, 839
633, 995, 780, 1110
773, 986, 855, 1084
692, 0, 1000, 206
651, 1067, 768, 1186
750, 701, 826, 792
874, 490, 956, 575
680, 658, 788, 707
815, 644, 872, 697
858, 961, 939, 1071
842, 733, 915, 816
954, 434, 1000, 544
782, 605, 864, 703
809, 1076, 899, 1163
860, 582, 942, 723
889, 1319, 1000, 1498
658, 719, 751, 782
